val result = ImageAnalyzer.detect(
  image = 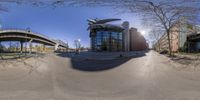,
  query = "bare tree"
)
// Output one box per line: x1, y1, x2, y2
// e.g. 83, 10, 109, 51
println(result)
149, 28, 164, 52
74, 39, 81, 53
125, 0, 200, 56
